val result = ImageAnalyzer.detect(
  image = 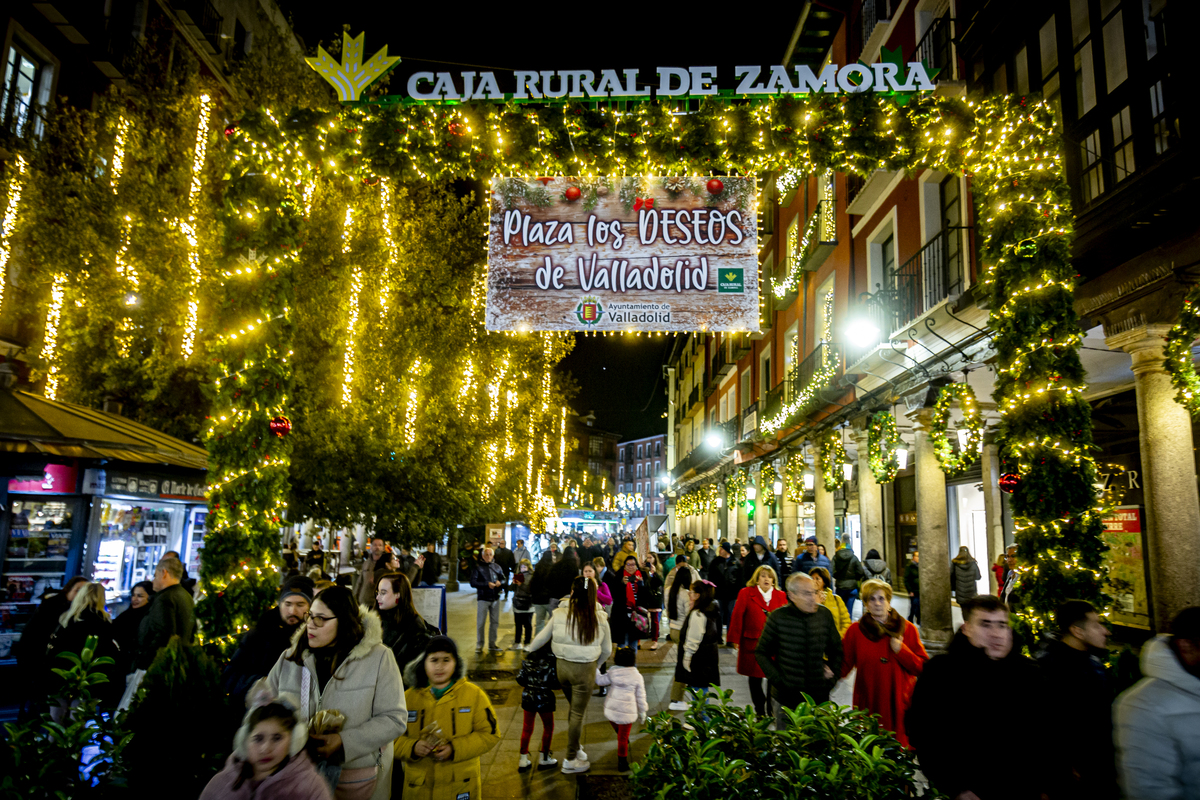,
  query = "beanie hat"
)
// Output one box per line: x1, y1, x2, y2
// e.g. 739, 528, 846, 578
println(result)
720, 541, 733, 555
279, 575, 315, 604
